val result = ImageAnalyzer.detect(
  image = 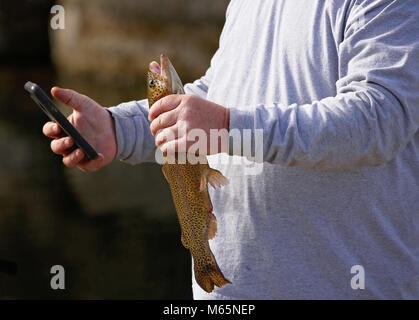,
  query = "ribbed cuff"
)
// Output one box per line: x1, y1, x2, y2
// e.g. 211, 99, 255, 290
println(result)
228, 107, 256, 157
107, 107, 137, 161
